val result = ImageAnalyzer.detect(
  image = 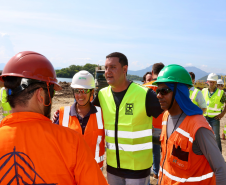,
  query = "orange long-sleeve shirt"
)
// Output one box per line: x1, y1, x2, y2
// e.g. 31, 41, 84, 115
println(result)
0, 112, 108, 185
